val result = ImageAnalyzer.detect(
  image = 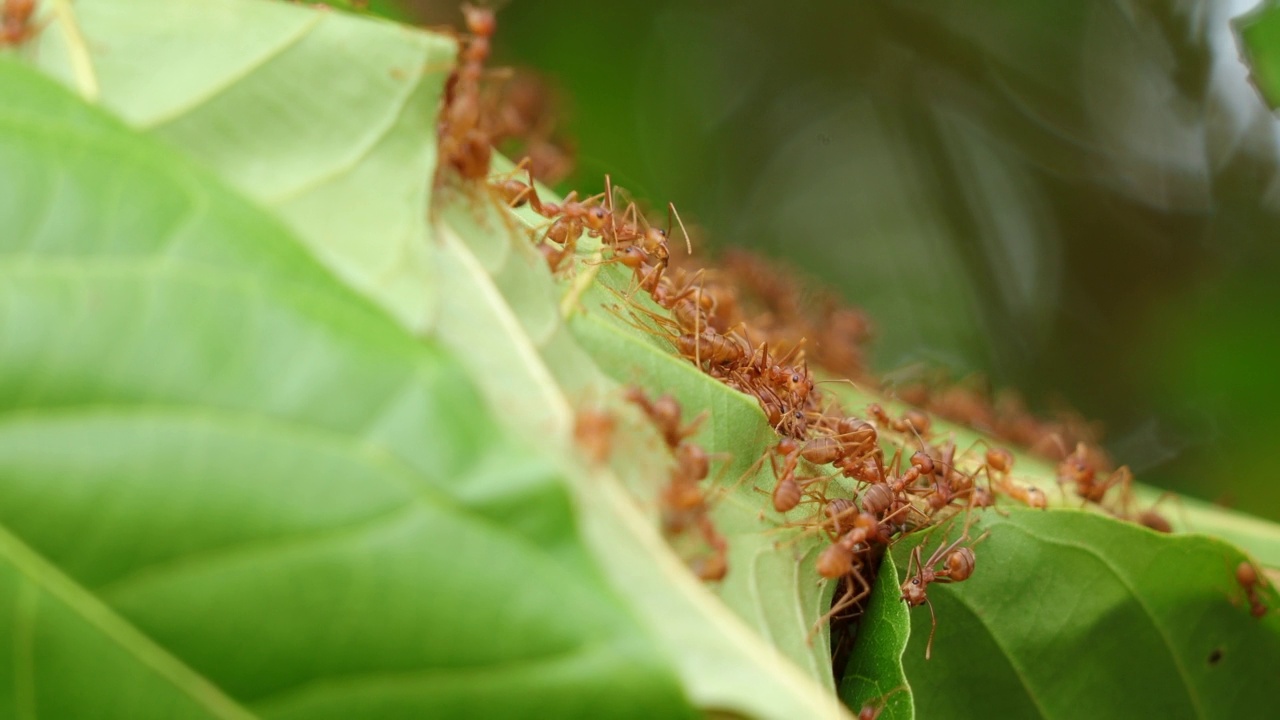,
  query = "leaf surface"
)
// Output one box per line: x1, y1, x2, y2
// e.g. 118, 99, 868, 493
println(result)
34, 0, 454, 333
20, 1, 854, 716
838, 553, 914, 720
0, 59, 693, 719
889, 510, 1280, 719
